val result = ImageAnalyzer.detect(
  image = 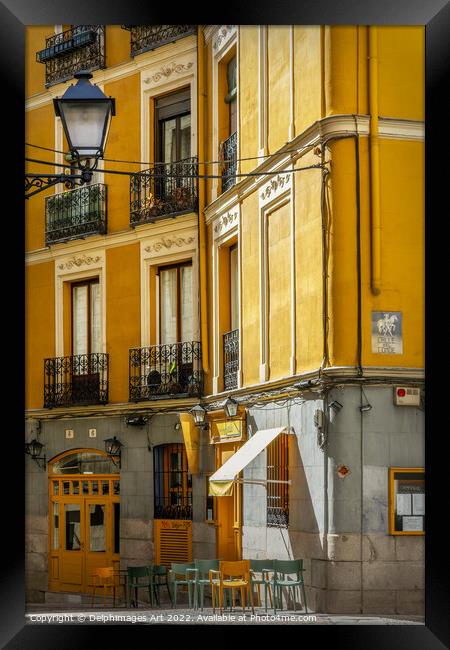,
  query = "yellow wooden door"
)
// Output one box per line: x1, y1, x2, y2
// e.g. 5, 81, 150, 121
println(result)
215, 443, 242, 561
